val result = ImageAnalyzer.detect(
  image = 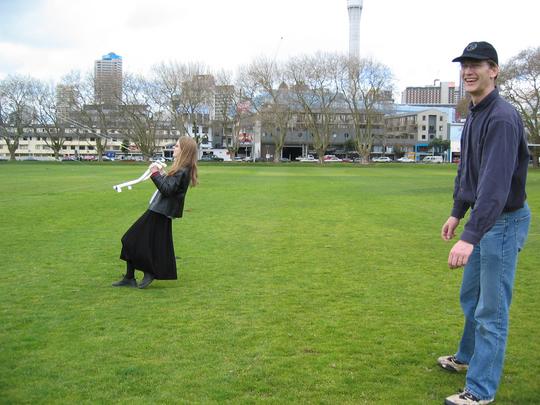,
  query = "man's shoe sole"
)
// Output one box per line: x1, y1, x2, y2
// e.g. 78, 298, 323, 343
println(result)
441, 363, 460, 372
437, 356, 468, 373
